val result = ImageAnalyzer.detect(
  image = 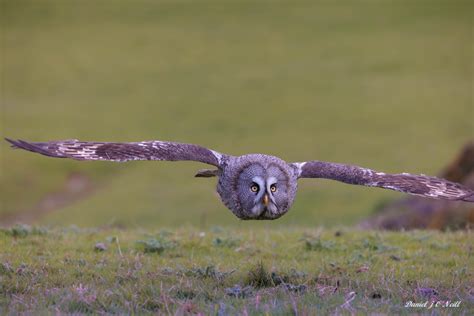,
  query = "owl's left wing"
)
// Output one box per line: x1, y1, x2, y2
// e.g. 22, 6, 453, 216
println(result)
6, 138, 225, 167
292, 161, 474, 202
